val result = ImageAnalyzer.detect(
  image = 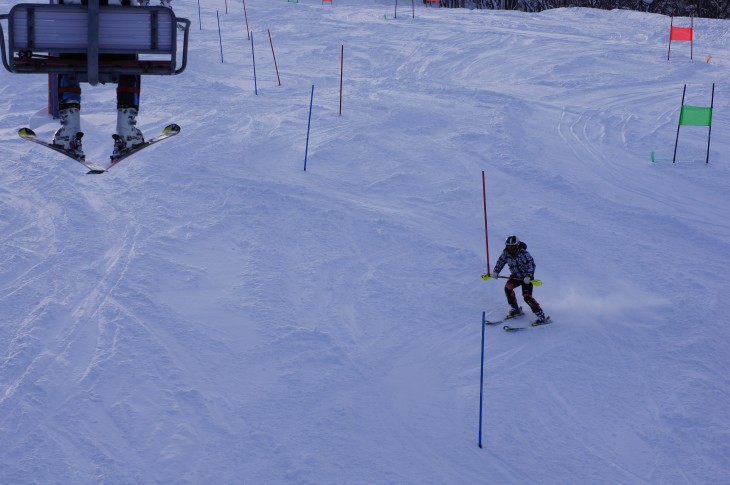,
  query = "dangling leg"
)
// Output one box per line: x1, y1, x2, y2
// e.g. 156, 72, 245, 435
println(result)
52, 74, 84, 156
113, 74, 144, 156
57, 73, 81, 111
116, 74, 141, 111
